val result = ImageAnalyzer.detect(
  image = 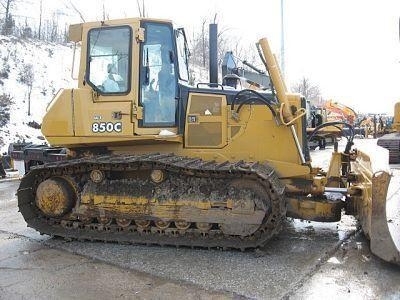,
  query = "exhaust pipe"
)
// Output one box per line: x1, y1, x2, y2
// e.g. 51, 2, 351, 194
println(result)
209, 23, 218, 85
